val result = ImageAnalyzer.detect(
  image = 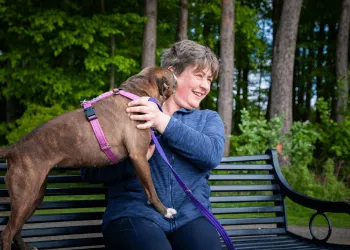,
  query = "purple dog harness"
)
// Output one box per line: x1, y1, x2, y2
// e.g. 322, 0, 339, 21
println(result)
81, 90, 236, 250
